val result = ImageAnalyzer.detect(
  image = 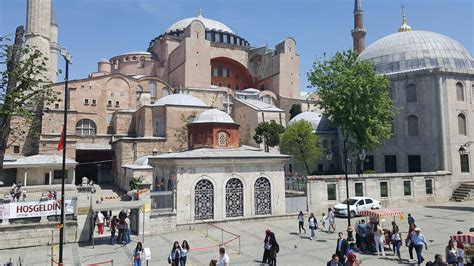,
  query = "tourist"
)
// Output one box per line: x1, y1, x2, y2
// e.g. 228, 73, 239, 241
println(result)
169, 241, 181, 266
180, 240, 190, 266
268, 232, 279, 265
345, 252, 361, 266
327, 208, 336, 233
123, 212, 131, 245
456, 231, 465, 264
219, 247, 229, 266
96, 211, 105, 235
110, 215, 118, 245
308, 212, 318, 240
262, 229, 276, 263
411, 227, 428, 264
373, 221, 385, 256
327, 254, 343, 266
53, 191, 57, 200
117, 218, 125, 244
132, 242, 144, 266
445, 240, 458, 264
426, 254, 448, 266
297, 211, 307, 235
320, 212, 327, 231
356, 219, 368, 253
407, 213, 415, 226
335, 232, 348, 263
391, 221, 402, 260
405, 223, 416, 261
